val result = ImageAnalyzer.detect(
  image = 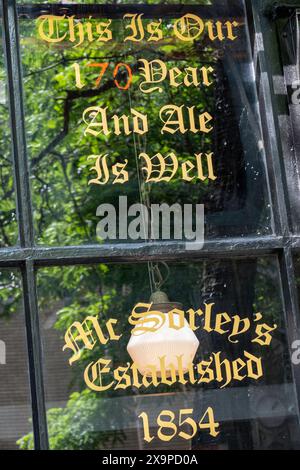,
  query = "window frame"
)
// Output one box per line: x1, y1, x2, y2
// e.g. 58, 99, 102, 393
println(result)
0, 0, 300, 449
